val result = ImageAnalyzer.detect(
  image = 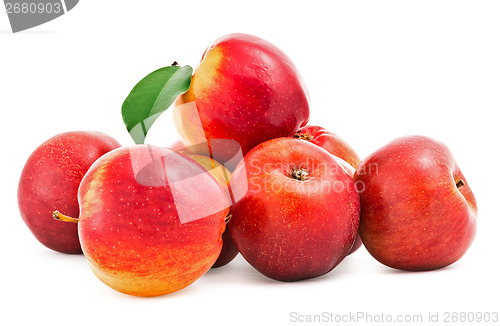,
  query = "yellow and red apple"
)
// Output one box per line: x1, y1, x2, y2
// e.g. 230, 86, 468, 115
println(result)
77, 145, 230, 296
173, 33, 310, 169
